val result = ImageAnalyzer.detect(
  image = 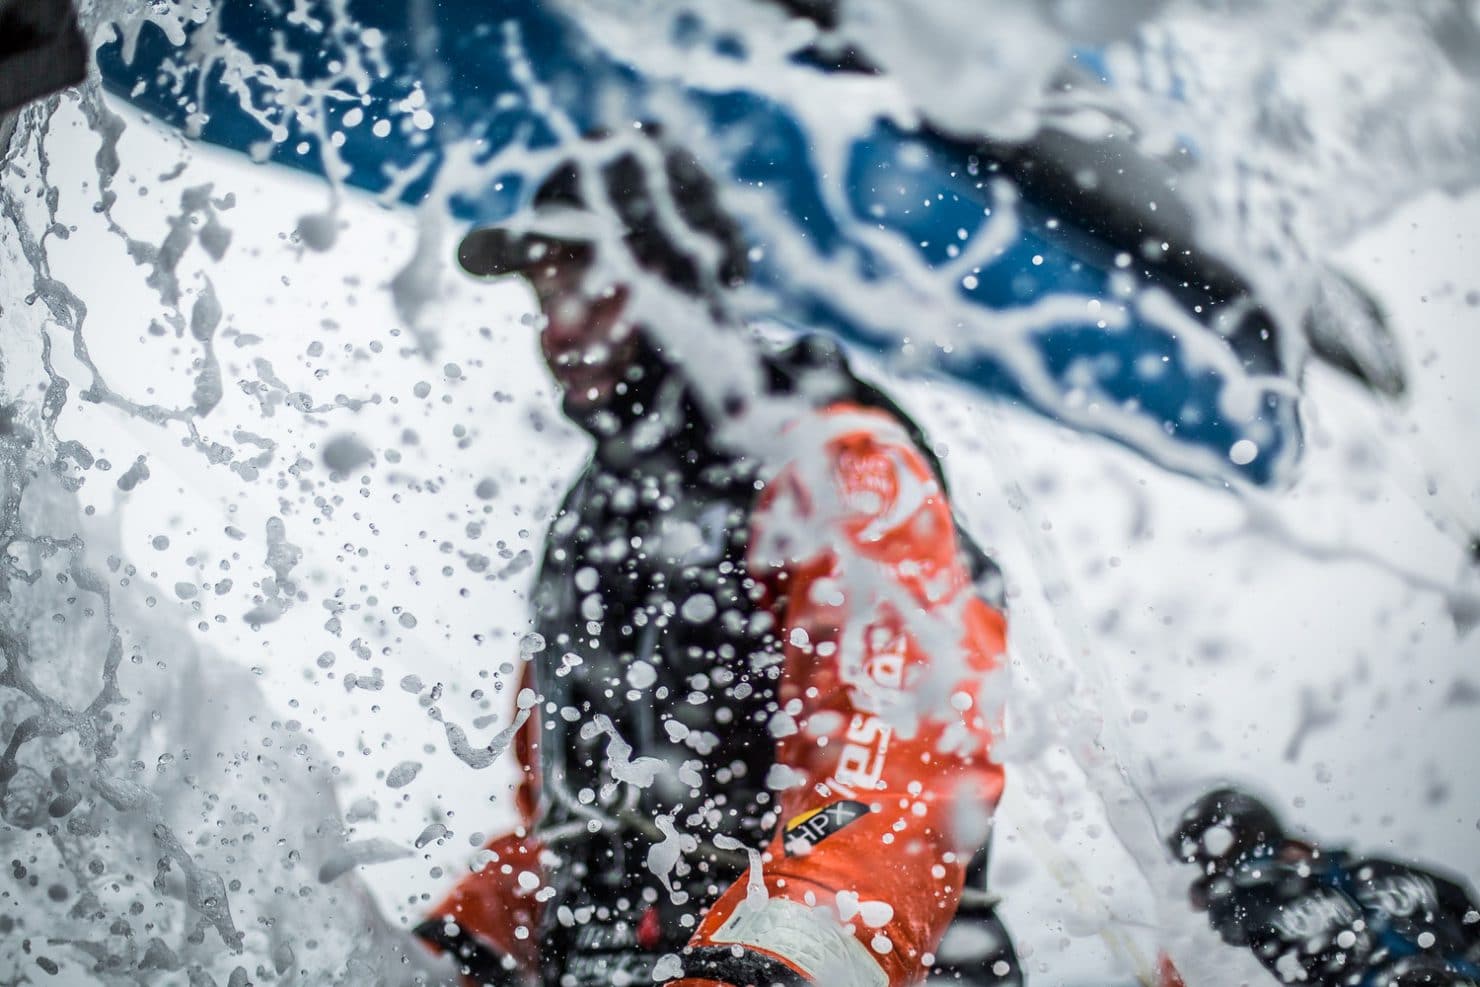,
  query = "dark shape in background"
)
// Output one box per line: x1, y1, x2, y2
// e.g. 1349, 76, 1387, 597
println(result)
0, 0, 84, 116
